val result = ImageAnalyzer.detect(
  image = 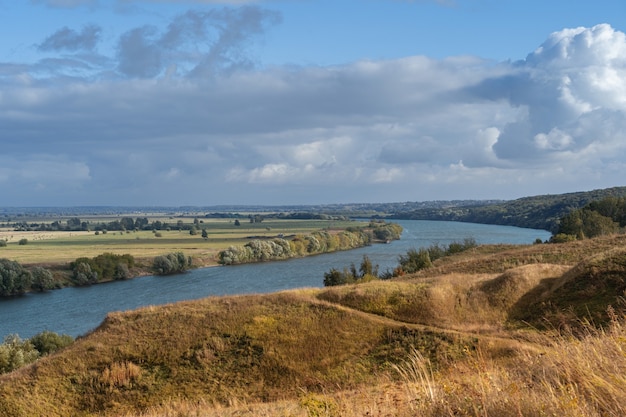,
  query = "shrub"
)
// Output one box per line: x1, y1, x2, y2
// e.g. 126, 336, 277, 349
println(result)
153, 252, 192, 275
29, 331, 73, 356
398, 248, 432, 274
70, 253, 135, 283
18, 238, 28, 245
71, 262, 98, 286
323, 255, 379, 286
0, 259, 32, 296
31, 266, 55, 291
0, 335, 39, 374
0, 240, 6, 247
